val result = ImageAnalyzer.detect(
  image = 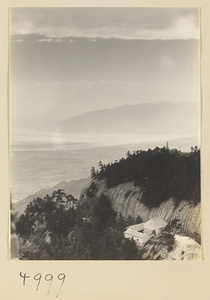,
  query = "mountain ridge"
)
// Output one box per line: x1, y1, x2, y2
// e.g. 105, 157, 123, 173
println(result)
13, 177, 90, 215
55, 101, 199, 134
